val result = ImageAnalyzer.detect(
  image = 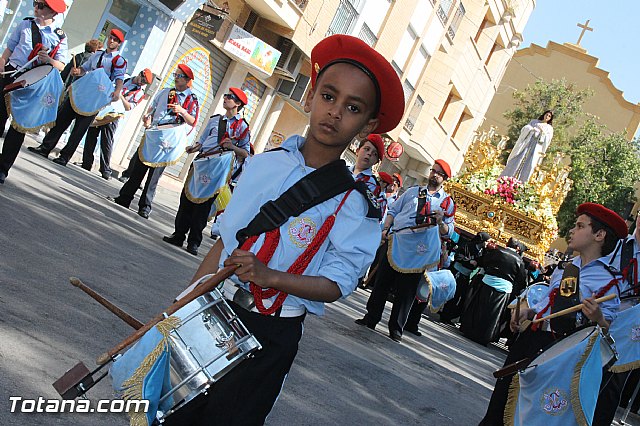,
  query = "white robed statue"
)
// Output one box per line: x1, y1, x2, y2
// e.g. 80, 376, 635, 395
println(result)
501, 110, 554, 182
